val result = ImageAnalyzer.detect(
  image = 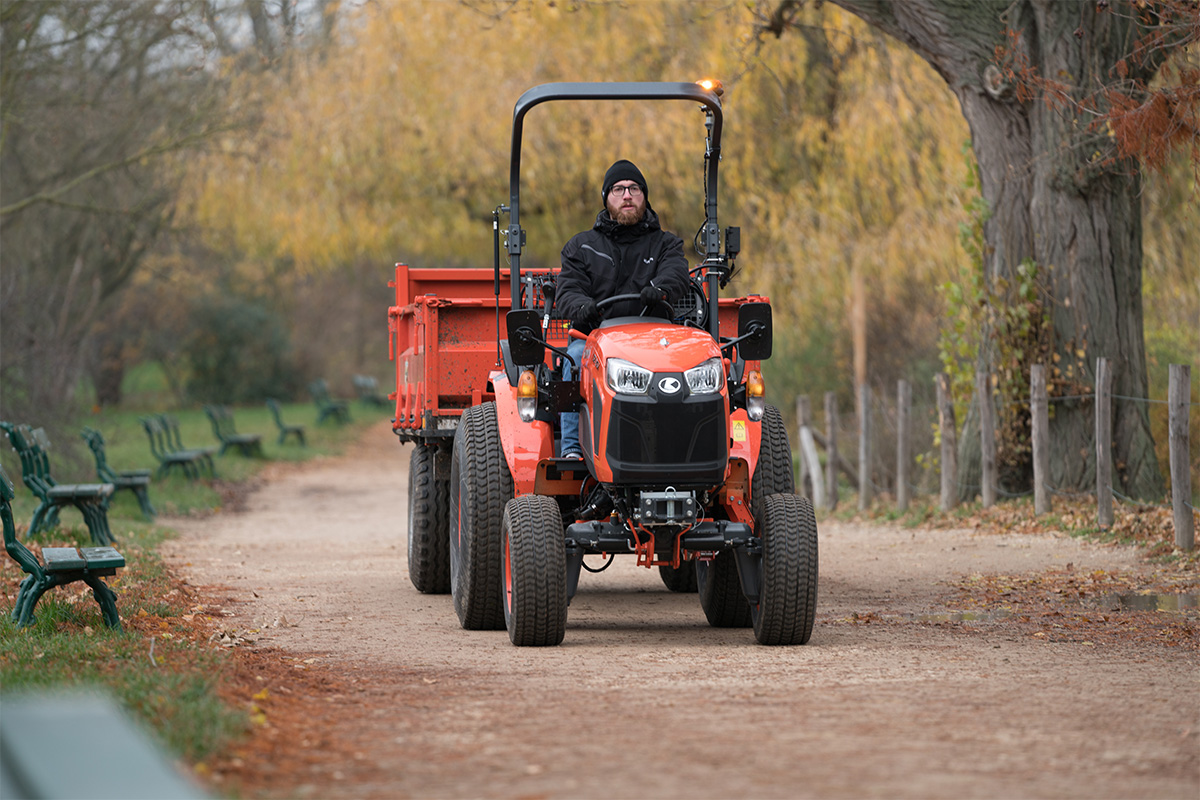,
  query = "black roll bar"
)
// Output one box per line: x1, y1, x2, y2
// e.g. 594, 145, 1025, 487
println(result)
506, 82, 724, 310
